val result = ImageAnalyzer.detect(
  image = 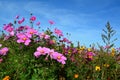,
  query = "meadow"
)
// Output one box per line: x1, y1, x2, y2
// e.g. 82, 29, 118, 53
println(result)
0, 14, 120, 80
